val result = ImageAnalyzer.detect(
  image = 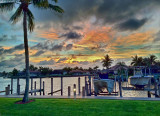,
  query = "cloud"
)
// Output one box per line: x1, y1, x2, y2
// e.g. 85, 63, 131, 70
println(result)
57, 57, 67, 63
50, 44, 63, 51
32, 50, 45, 57
0, 44, 24, 56
31, 40, 73, 52
116, 18, 148, 31
34, 0, 160, 26
66, 44, 73, 50
153, 31, 160, 43
0, 34, 17, 42
38, 59, 55, 65
0, 54, 24, 68
59, 31, 82, 39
